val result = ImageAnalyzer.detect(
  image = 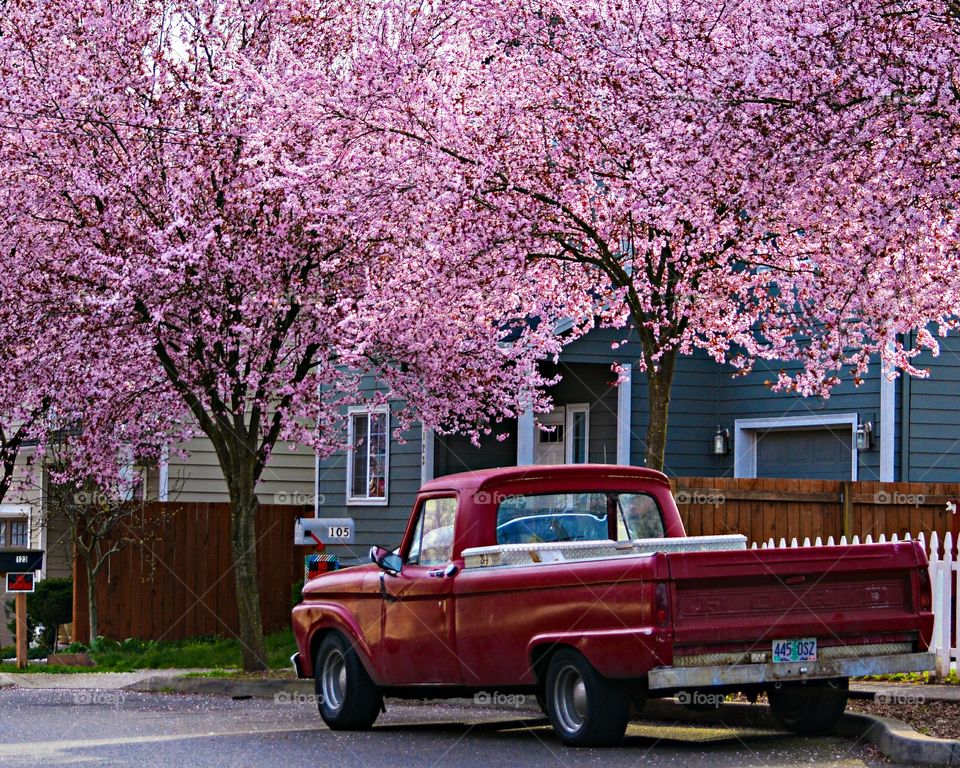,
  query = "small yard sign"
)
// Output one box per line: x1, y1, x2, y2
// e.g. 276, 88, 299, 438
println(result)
5, 572, 35, 593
